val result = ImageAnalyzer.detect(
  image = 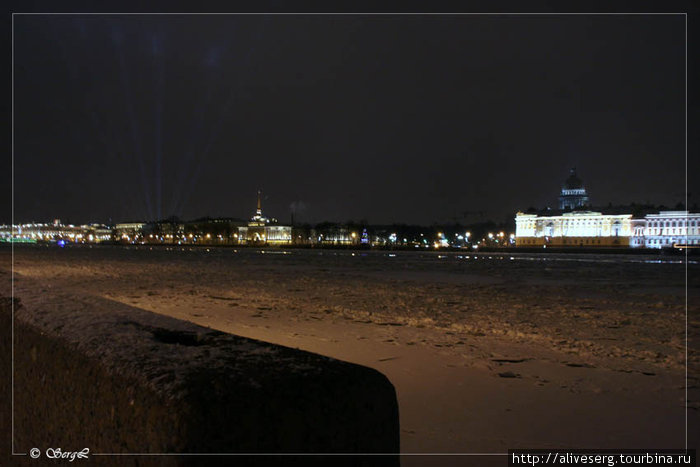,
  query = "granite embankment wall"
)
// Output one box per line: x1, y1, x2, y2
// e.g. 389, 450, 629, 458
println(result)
0, 294, 399, 466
